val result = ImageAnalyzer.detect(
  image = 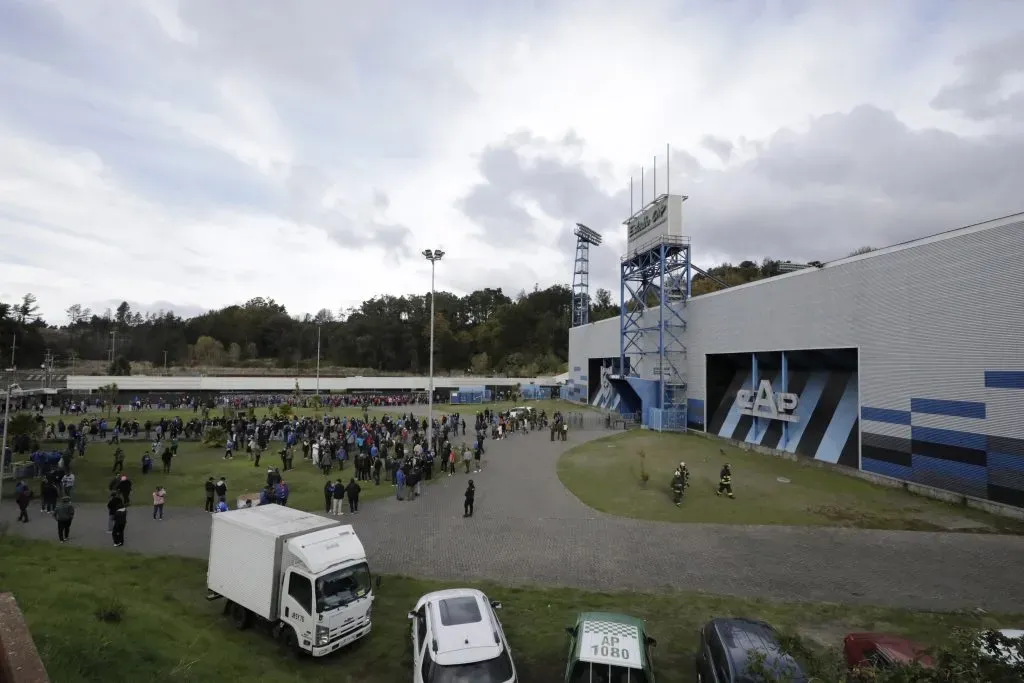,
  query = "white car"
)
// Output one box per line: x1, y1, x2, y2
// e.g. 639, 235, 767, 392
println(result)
409, 588, 518, 683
